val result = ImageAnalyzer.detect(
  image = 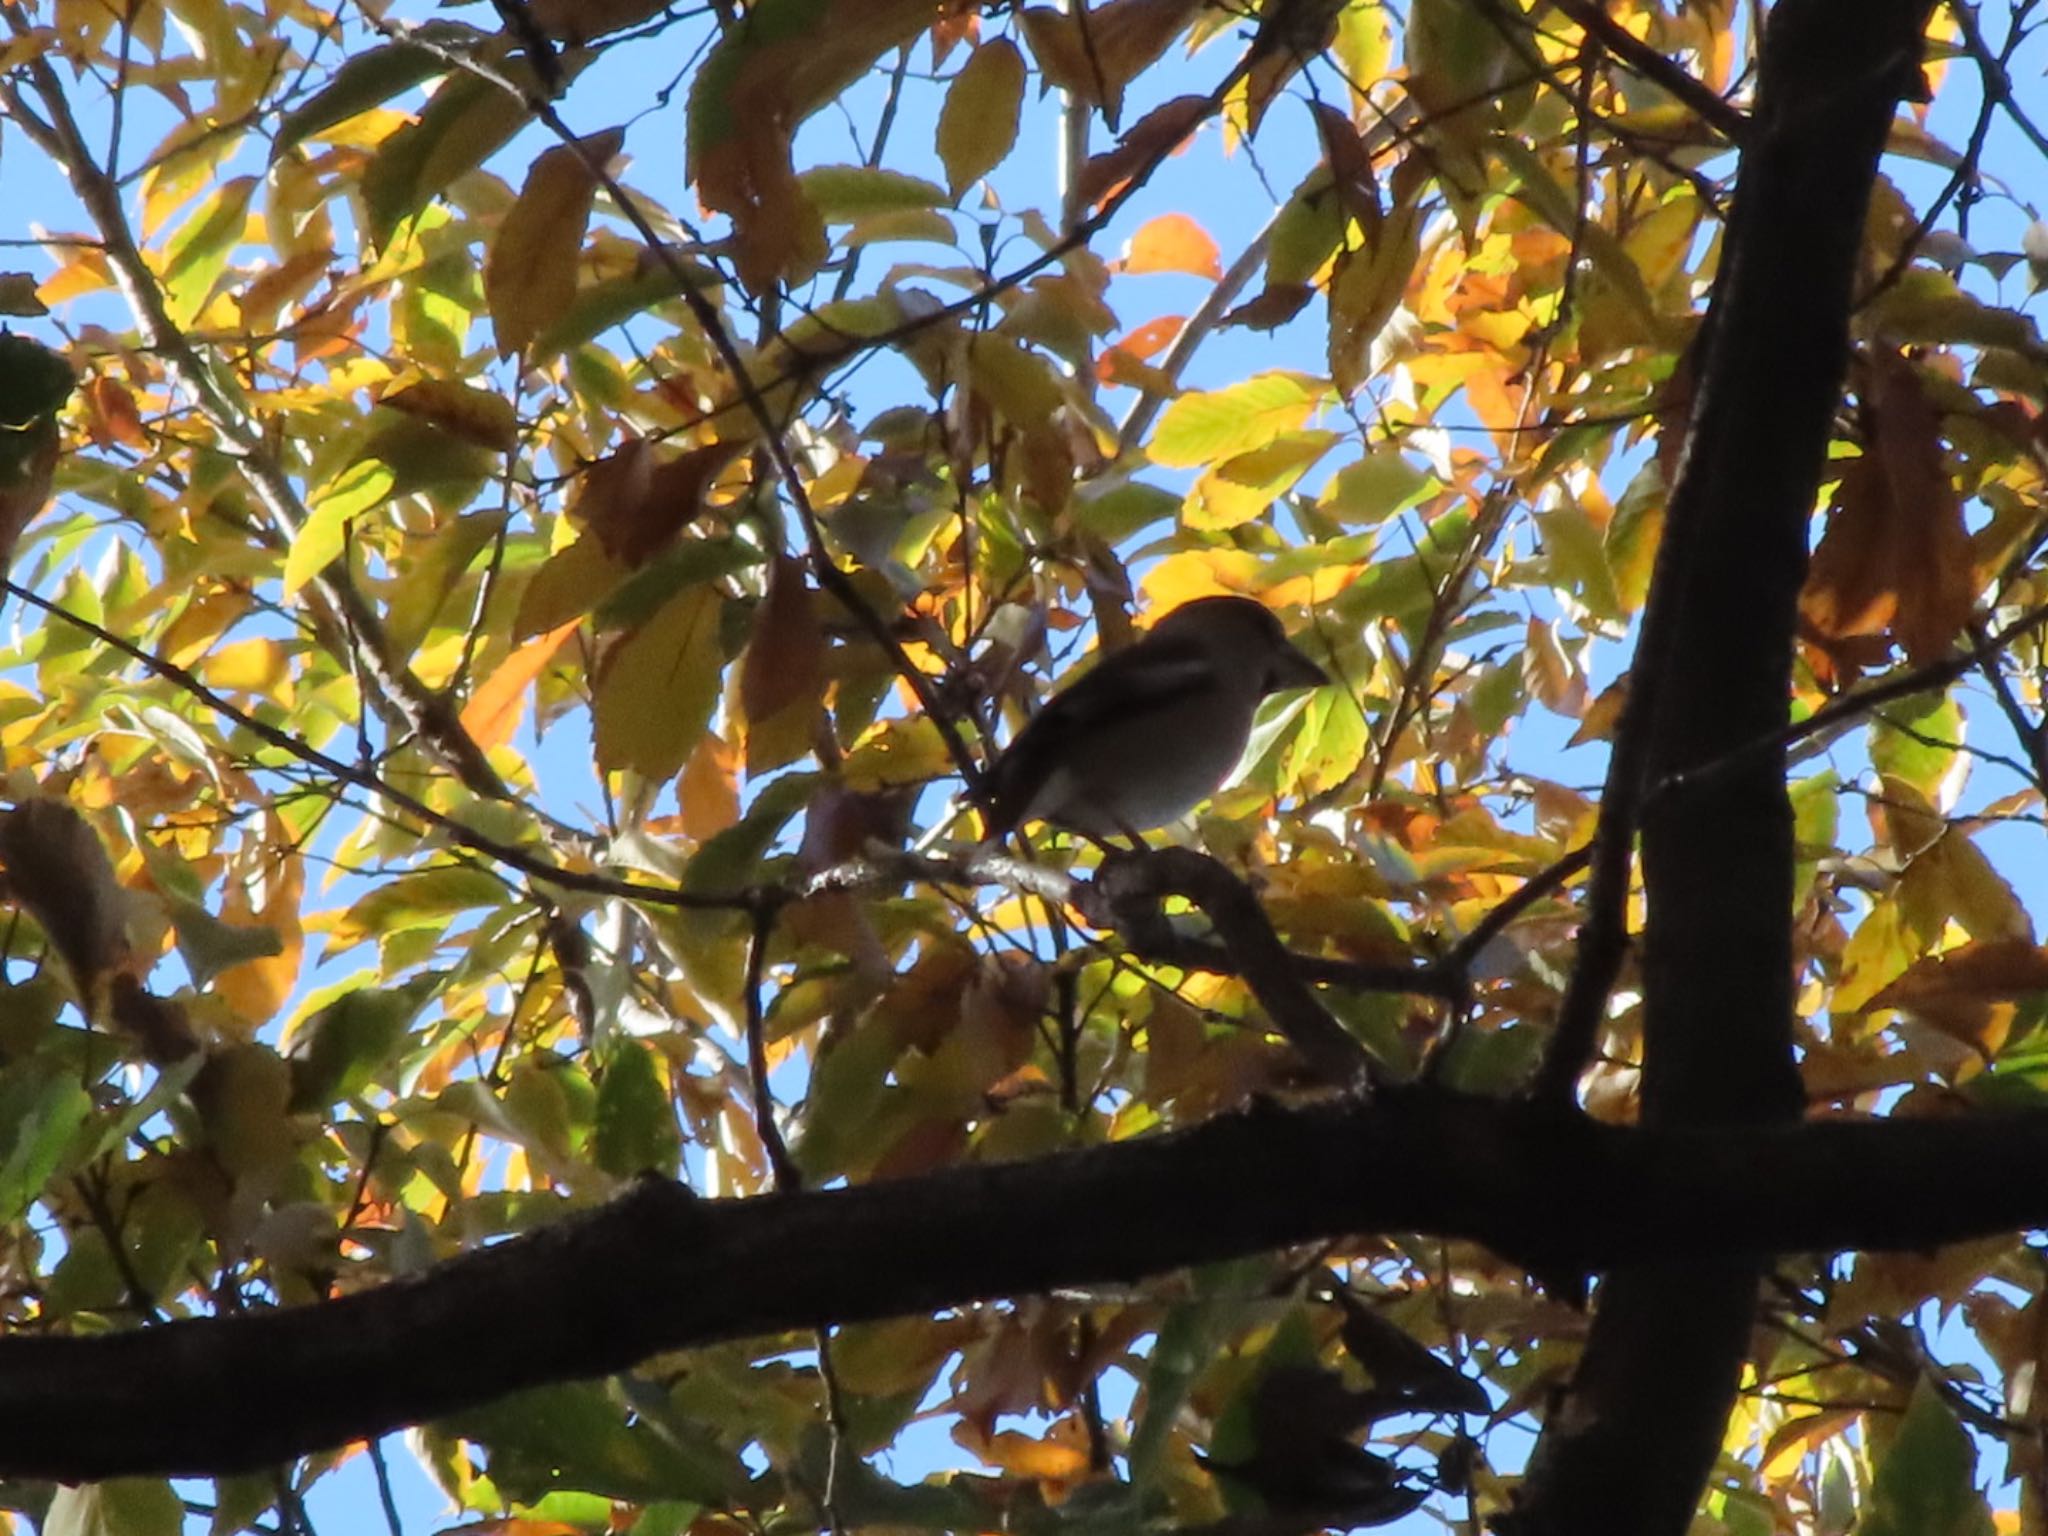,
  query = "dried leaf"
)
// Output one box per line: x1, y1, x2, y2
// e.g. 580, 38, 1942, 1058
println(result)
739, 555, 825, 776
377, 378, 519, 450
1073, 94, 1211, 208
1800, 355, 1976, 663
